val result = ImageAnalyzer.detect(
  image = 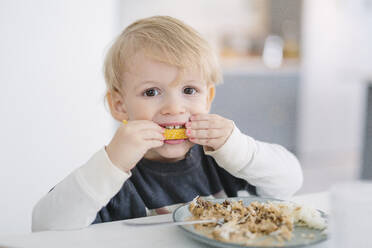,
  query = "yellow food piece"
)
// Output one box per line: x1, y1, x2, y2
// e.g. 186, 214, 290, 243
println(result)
164, 128, 188, 140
